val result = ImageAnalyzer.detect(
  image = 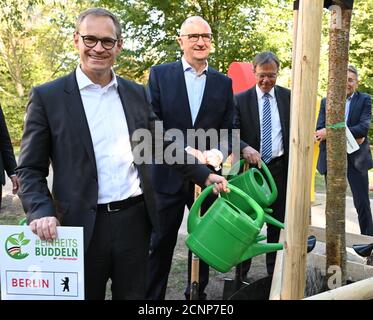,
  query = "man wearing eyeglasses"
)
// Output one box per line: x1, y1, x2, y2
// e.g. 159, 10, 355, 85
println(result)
315, 65, 373, 236
16, 8, 228, 300
234, 51, 290, 276
146, 16, 235, 300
